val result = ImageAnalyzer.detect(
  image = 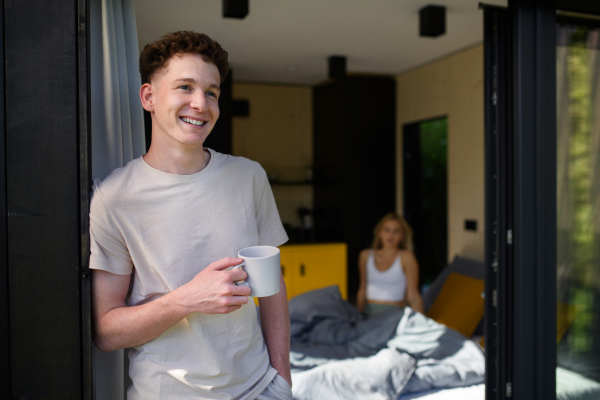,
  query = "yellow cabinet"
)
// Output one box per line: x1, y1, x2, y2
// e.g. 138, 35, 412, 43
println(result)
279, 243, 347, 300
